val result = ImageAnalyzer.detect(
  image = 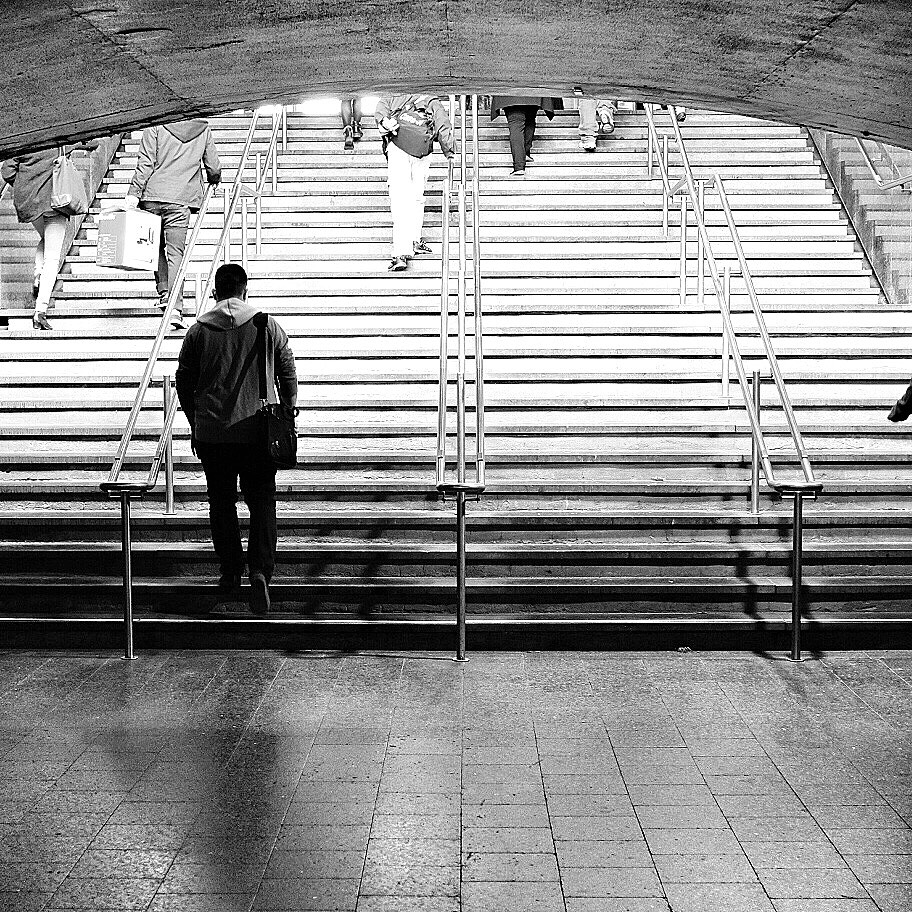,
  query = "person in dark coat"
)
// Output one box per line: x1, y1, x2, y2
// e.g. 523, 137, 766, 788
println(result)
490, 96, 563, 175
1, 146, 79, 330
